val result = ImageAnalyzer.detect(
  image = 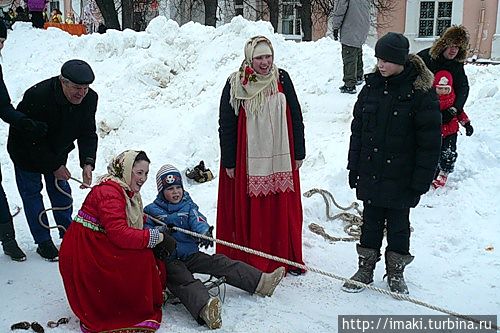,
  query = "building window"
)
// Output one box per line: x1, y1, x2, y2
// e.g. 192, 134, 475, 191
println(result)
280, 1, 301, 37
49, 1, 60, 12
418, 1, 452, 37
